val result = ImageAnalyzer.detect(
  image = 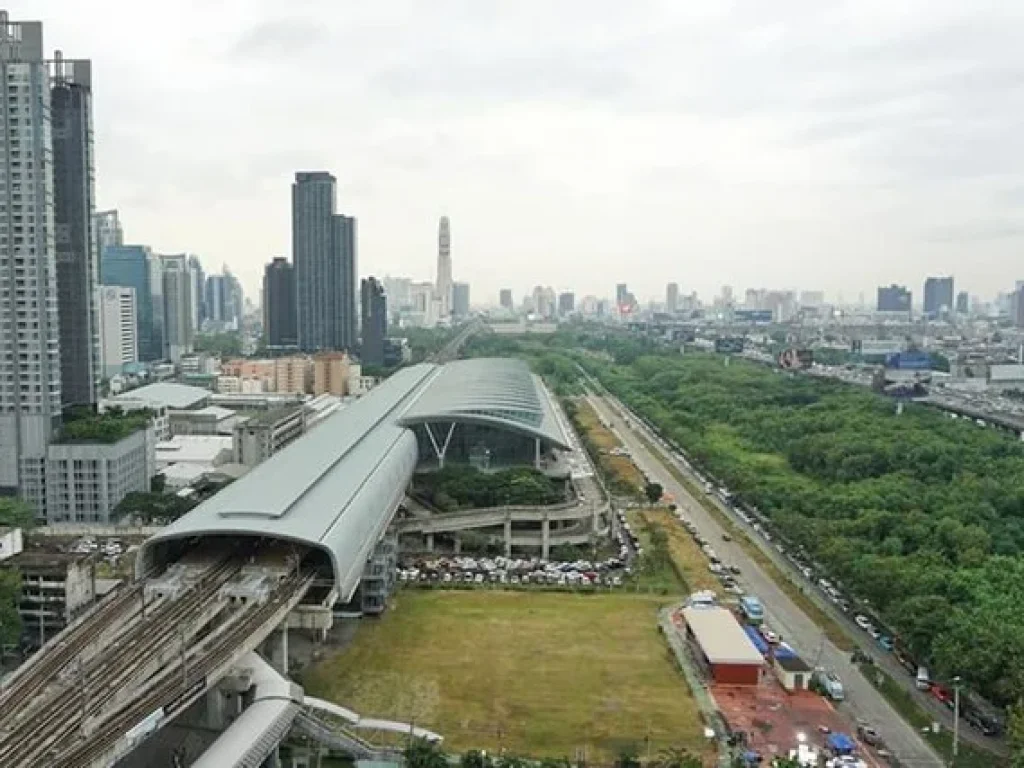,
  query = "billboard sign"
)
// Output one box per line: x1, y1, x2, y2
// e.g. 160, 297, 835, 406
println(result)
715, 337, 745, 354
853, 339, 905, 357
885, 351, 931, 370
734, 309, 774, 324
778, 348, 814, 370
